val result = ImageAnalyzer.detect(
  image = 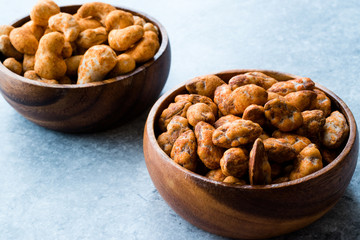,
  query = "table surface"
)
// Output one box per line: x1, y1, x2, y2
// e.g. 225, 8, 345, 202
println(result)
0, 0, 359, 239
